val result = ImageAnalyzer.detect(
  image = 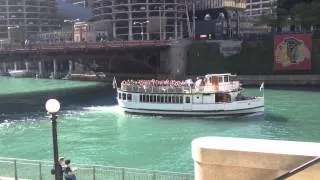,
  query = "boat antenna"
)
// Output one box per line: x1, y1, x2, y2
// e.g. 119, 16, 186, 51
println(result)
259, 82, 264, 97
112, 76, 117, 89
